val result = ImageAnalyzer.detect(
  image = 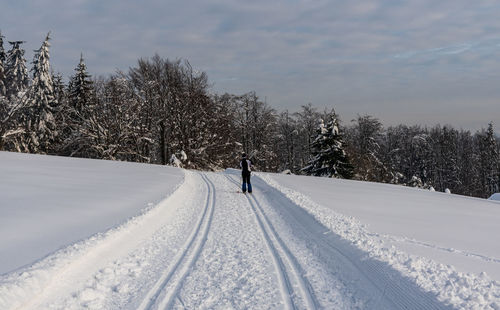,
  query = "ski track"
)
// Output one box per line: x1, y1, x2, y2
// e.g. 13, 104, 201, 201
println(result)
137, 173, 216, 310
0, 171, 204, 310
172, 172, 283, 309
225, 175, 319, 310
0, 168, 469, 309
241, 171, 454, 310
